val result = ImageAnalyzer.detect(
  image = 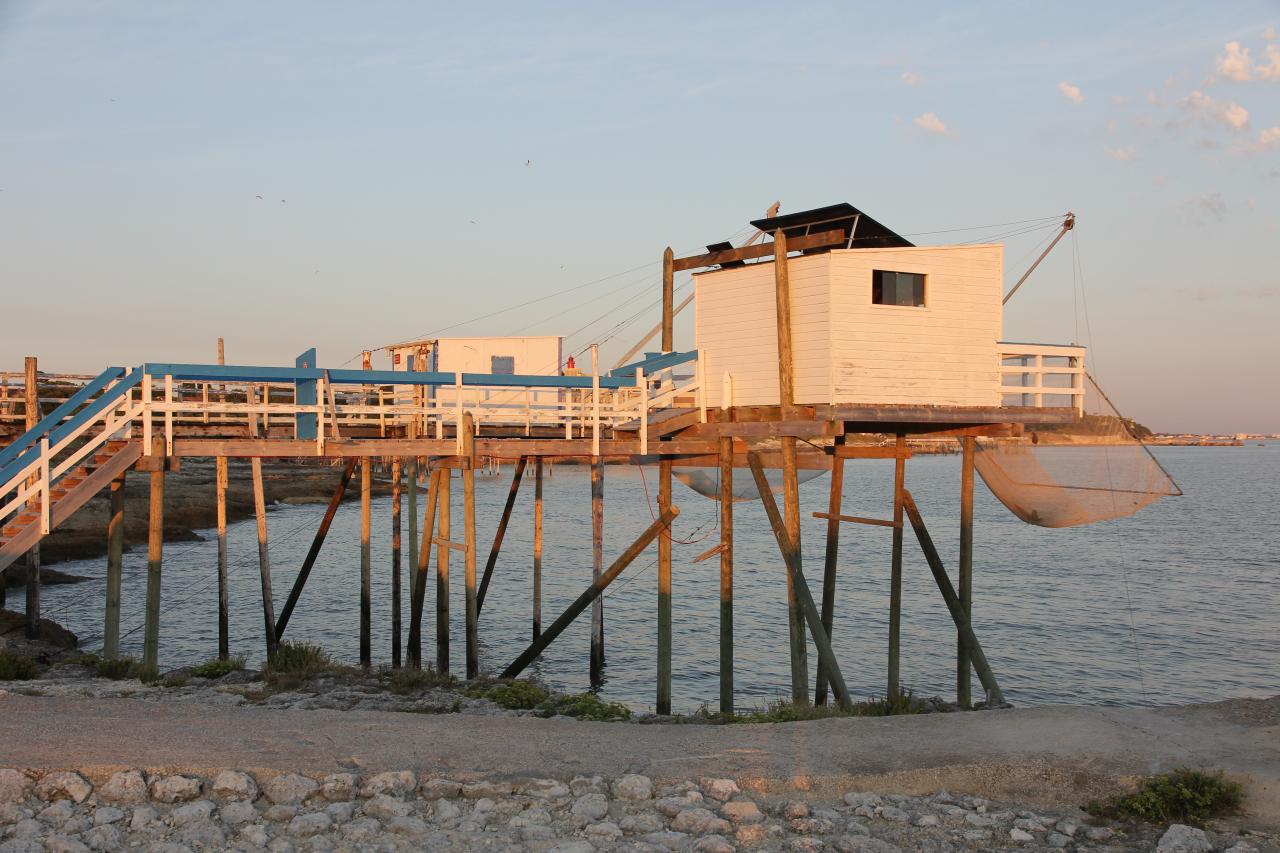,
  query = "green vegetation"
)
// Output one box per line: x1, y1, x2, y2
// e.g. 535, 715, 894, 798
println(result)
1087, 769, 1244, 826
95, 657, 138, 680
464, 679, 632, 721
729, 688, 923, 724
161, 674, 189, 688
191, 656, 246, 679
0, 651, 39, 681
266, 642, 333, 677
380, 665, 456, 695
